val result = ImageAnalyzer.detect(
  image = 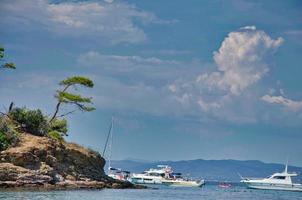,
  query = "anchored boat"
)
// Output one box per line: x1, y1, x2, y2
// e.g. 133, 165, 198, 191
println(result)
129, 165, 204, 187
240, 163, 302, 192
